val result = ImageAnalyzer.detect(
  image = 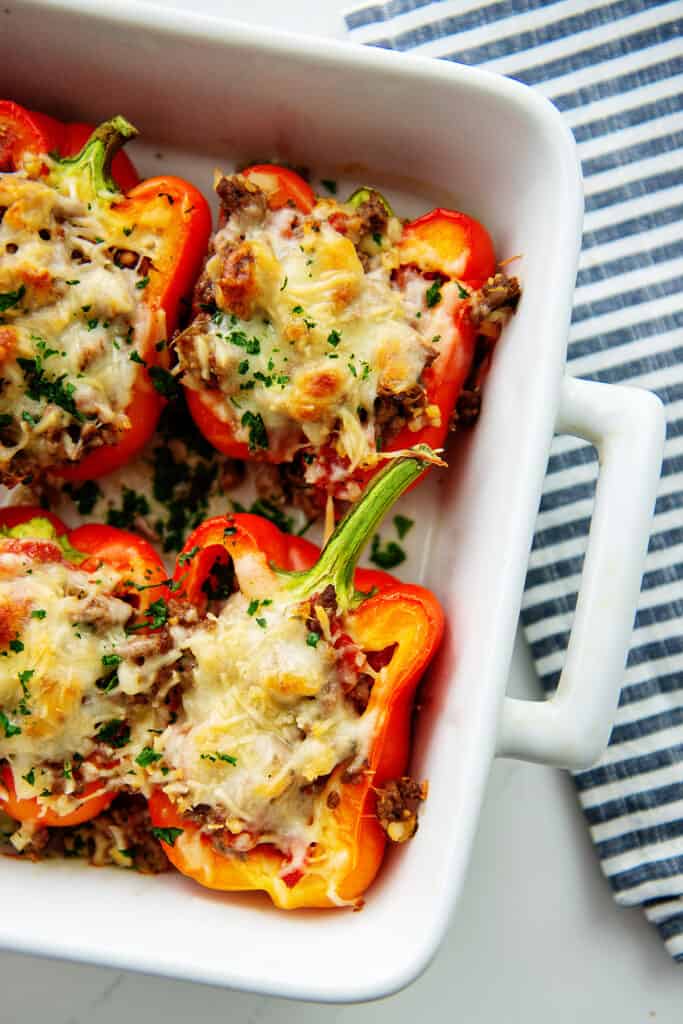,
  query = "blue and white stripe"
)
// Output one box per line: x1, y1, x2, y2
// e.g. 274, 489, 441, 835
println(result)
346, 0, 683, 959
